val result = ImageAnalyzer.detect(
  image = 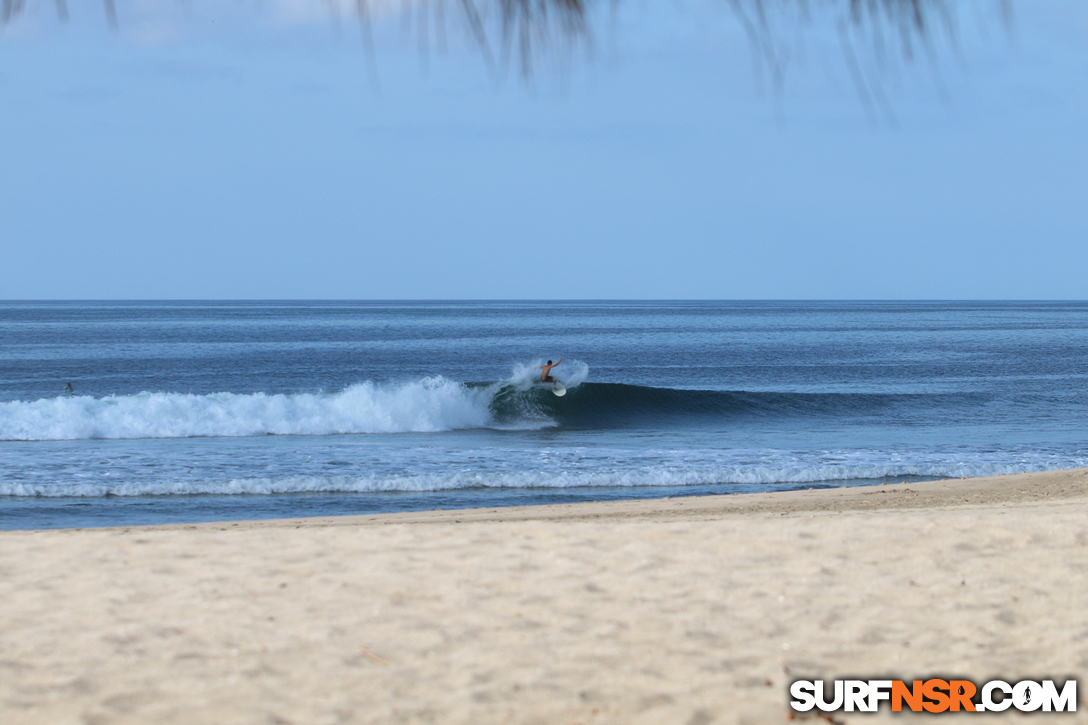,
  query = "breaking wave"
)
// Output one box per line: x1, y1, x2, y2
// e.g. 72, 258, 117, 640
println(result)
0, 362, 585, 441
0, 358, 976, 441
